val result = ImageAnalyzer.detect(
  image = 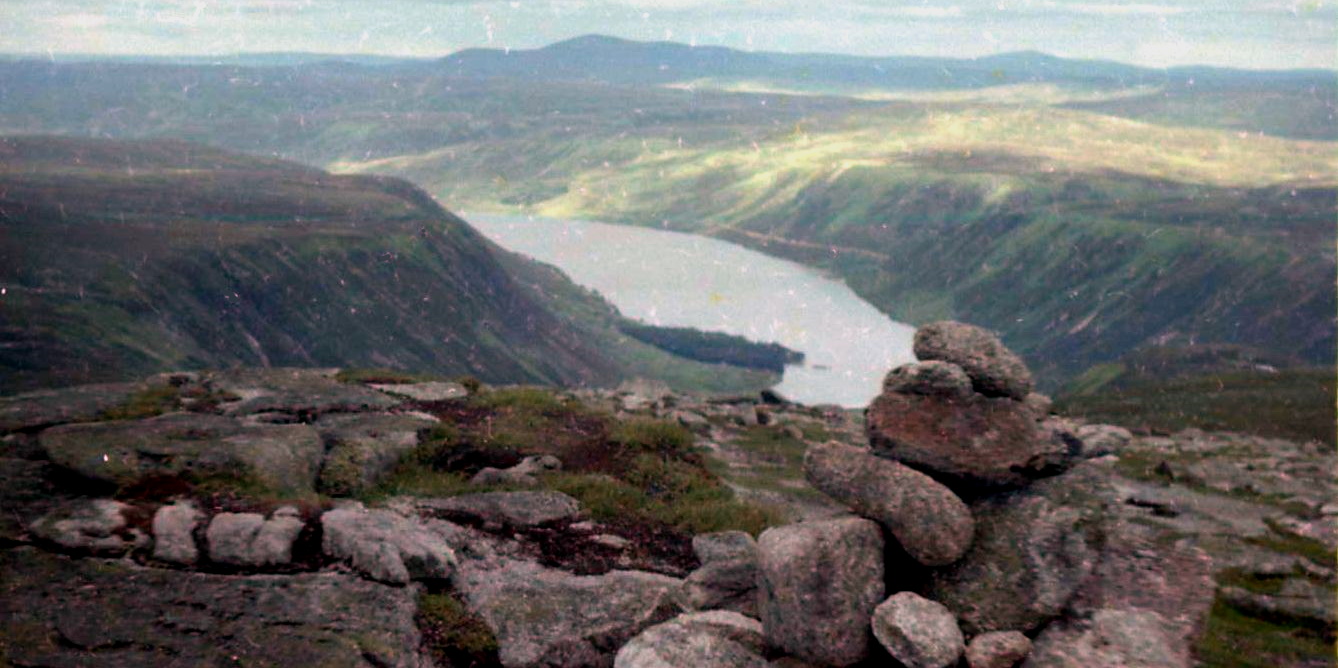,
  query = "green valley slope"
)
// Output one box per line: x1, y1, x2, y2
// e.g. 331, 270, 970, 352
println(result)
347, 103, 1338, 387
0, 136, 775, 394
